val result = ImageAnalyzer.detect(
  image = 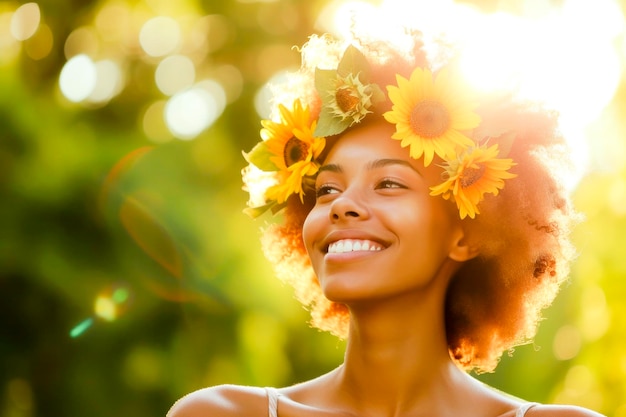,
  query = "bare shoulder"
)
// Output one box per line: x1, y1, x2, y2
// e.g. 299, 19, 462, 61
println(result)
528, 404, 606, 417
167, 384, 268, 417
